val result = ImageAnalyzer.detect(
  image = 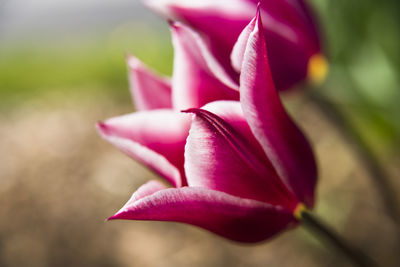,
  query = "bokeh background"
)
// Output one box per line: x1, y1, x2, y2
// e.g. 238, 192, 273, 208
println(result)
1, 0, 399, 266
